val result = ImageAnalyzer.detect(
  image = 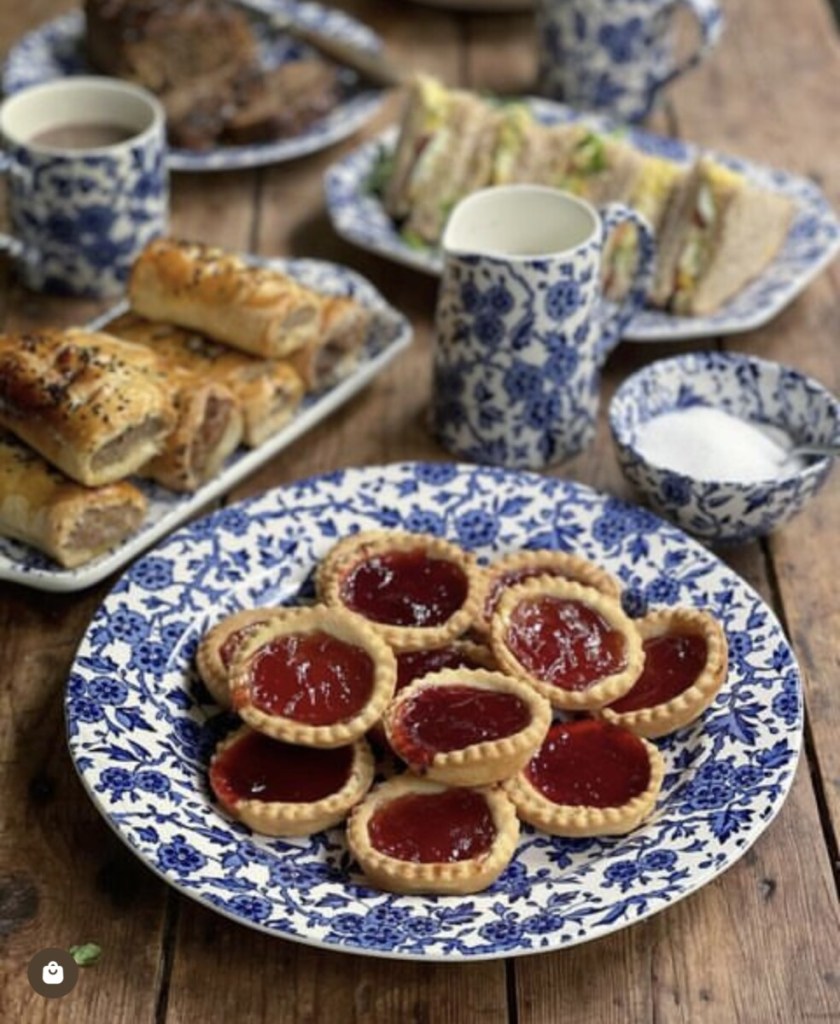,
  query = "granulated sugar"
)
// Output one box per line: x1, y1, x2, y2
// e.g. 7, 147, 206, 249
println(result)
634, 406, 804, 483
